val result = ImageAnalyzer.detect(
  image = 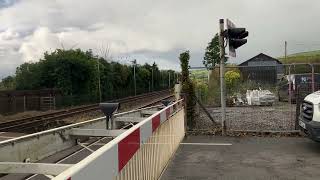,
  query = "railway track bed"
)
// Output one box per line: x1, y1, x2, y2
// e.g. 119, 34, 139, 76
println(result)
0, 90, 173, 134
